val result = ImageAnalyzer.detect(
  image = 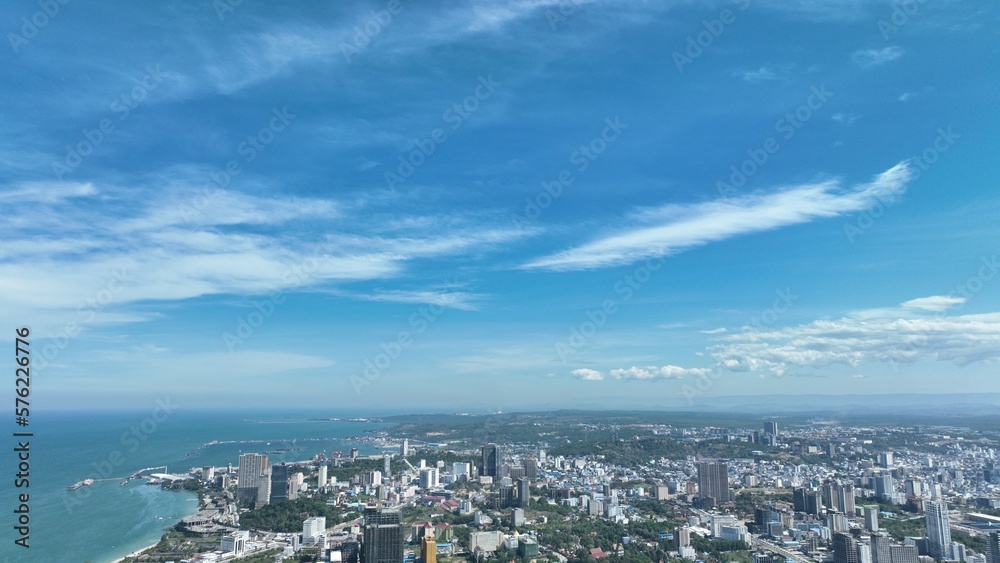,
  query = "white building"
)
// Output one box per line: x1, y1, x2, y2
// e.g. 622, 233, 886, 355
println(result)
303, 516, 327, 546
221, 530, 250, 555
